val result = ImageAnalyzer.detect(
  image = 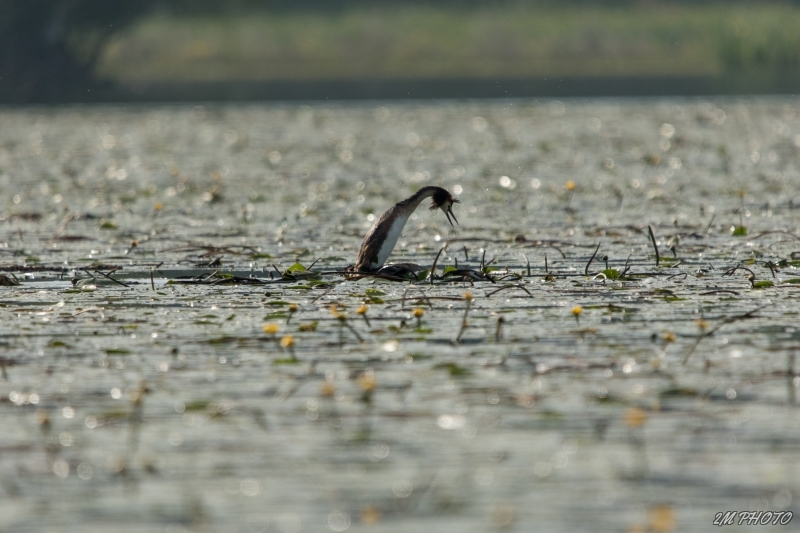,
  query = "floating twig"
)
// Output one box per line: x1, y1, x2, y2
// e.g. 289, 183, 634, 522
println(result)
722, 265, 757, 286
620, 254, 632, 277
495, 316, 505, 342
402, 286, 434, 309
683, 305, 767, 365
702, 213, 716, 235
429, 246, 446, 286
159, 242, 261, 255
699, 289, 740, 296
455, 292, 473, 343
648, 225, 660, 266
386, 295, 469, 304
79, 268, 97, 280
748, 230, 800, 241
342, 271, 410, 283
585, 243, 601, 276
52, 213, 77, 240
311, 286, 337, 303
443, 269, 495, 285
485, 284, 532, 298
